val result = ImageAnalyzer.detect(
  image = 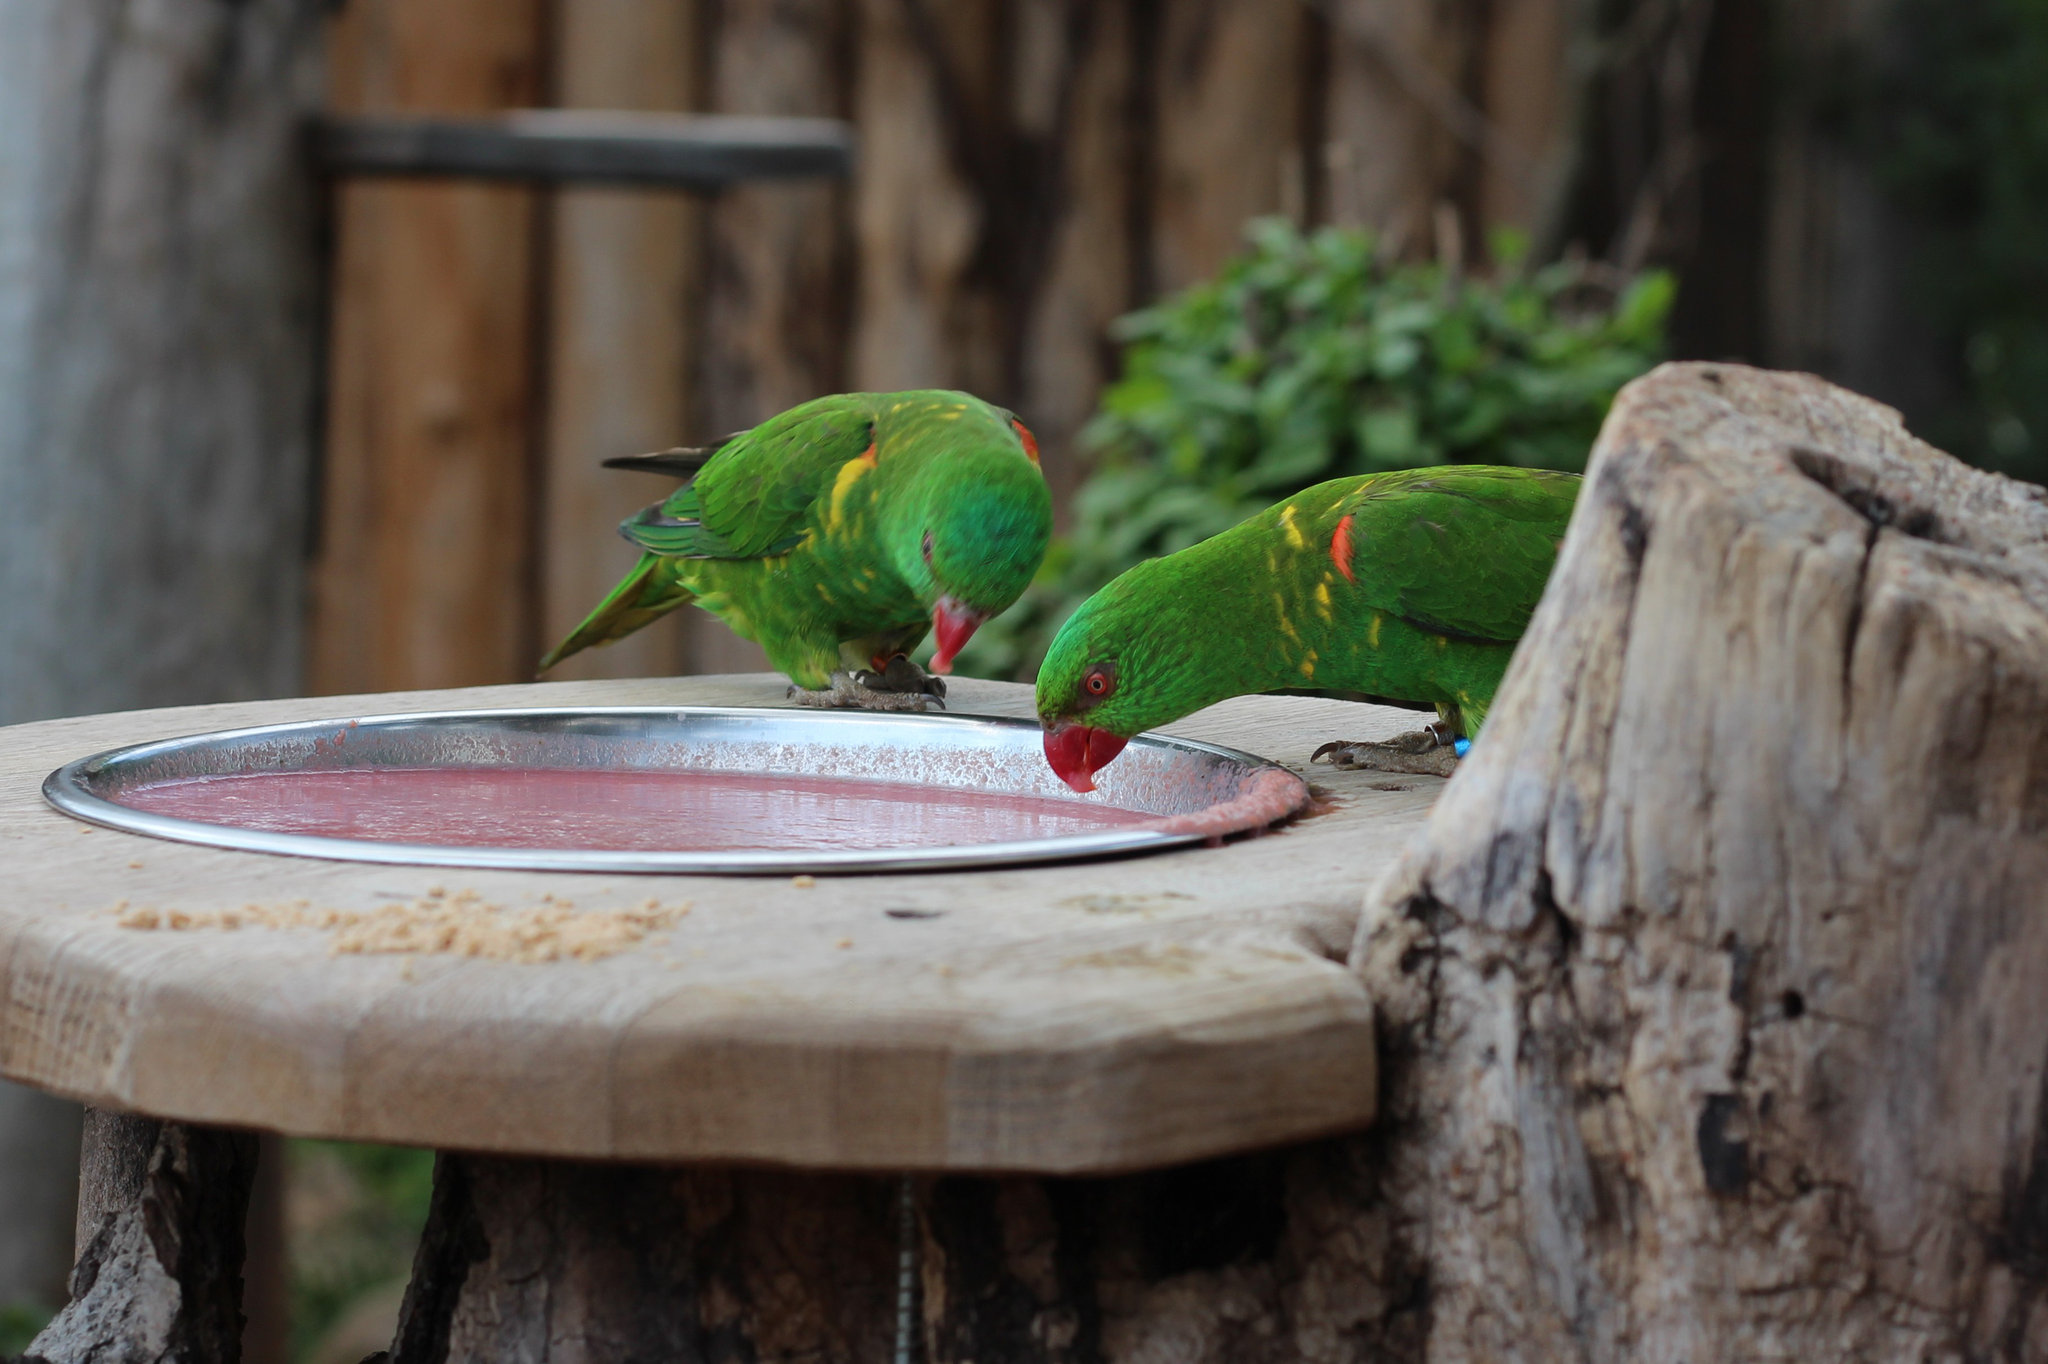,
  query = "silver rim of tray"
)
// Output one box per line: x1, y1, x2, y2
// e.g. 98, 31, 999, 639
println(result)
41, 706, 1297, 875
